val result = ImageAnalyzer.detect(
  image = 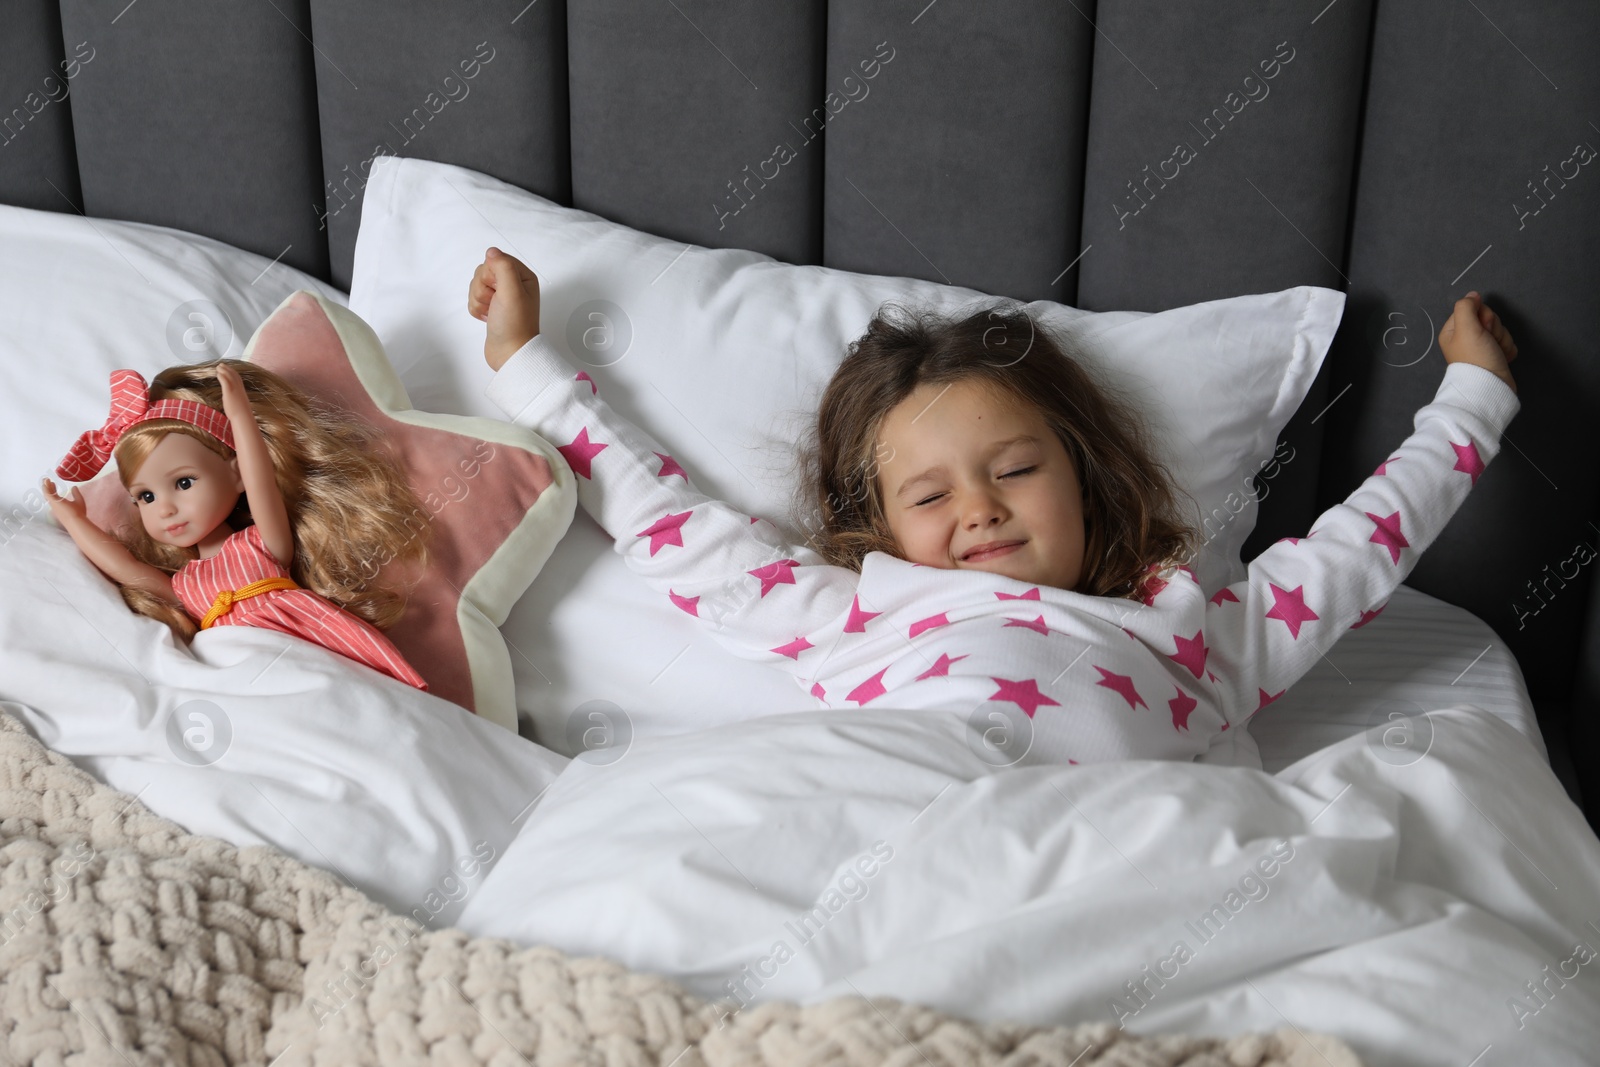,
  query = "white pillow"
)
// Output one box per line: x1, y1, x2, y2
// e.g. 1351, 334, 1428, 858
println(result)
0, 203, 348, 513
349, 155, 1344, 753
